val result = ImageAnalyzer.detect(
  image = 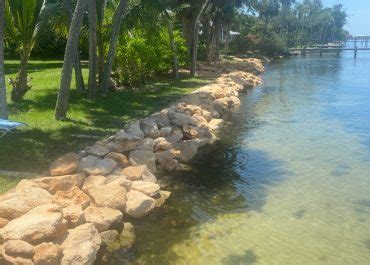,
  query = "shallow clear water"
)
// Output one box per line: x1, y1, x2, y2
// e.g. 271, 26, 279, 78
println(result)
107, 53, 370, 264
